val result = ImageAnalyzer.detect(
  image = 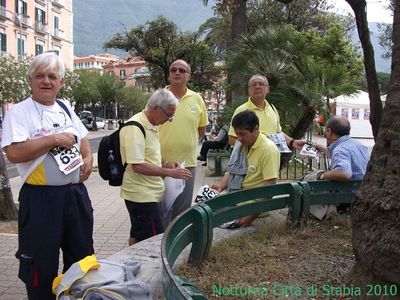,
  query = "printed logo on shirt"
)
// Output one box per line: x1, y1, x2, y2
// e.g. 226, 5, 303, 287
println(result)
190, 105, 197, 113
248, 165, 257, 173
